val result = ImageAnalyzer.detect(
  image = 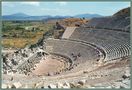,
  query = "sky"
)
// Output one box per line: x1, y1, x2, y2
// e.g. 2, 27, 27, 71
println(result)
2, 1, 130, 16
